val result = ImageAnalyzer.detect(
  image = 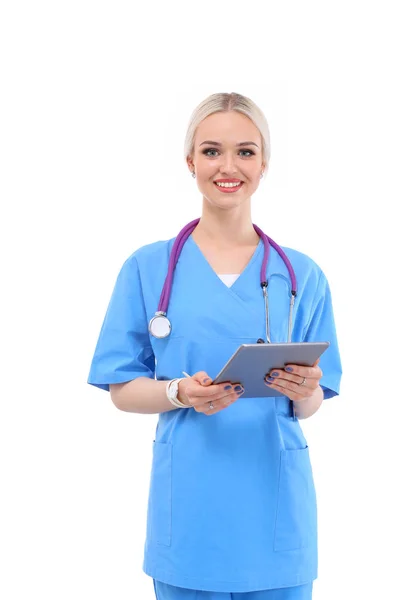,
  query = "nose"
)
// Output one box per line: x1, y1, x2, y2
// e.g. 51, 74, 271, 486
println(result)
219, 152, 239, 175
